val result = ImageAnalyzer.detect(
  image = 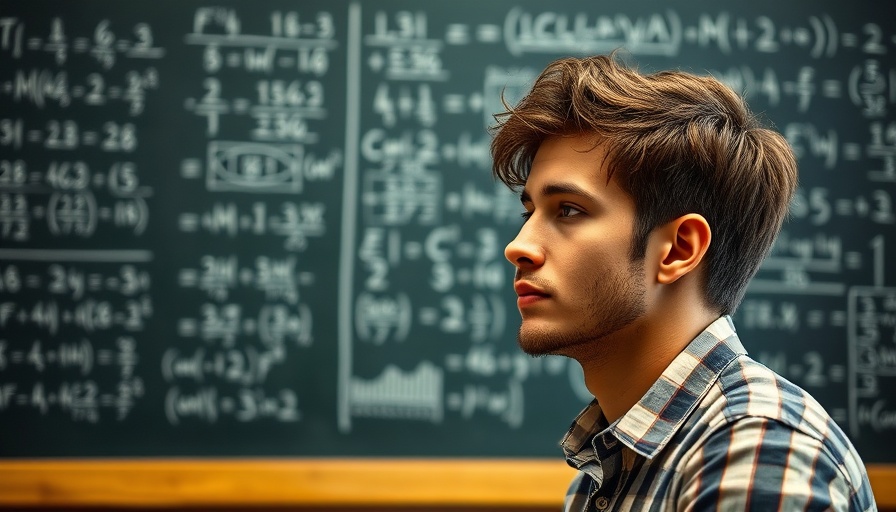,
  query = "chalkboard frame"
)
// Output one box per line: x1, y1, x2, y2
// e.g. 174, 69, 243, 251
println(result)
0, 460, 894, 507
